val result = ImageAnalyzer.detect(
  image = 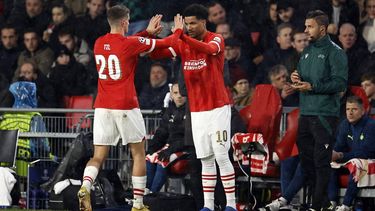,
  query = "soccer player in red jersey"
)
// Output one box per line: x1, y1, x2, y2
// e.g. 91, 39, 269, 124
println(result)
150, 4, 236, 211
77, 5, 184, 211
